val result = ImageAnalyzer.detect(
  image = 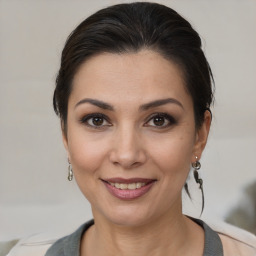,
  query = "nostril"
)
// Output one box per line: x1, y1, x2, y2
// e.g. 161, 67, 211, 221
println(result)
131, 161, 142, 168
110, 154, 145, 169
108, 139, 147, 168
